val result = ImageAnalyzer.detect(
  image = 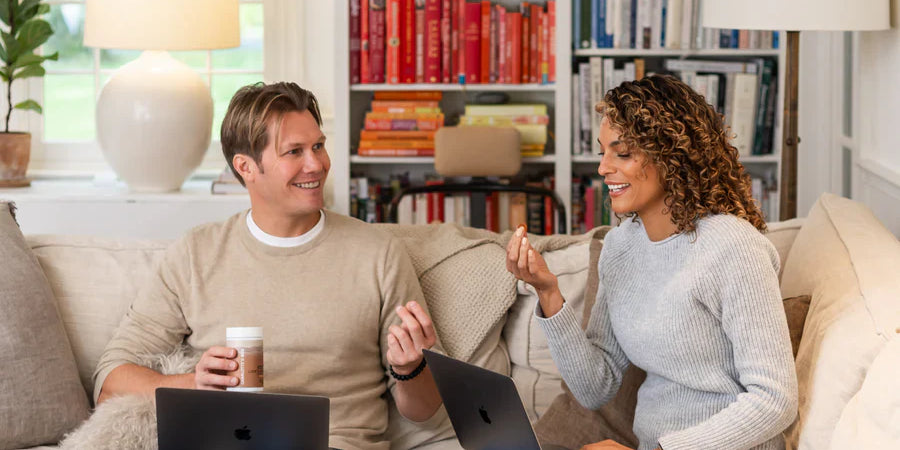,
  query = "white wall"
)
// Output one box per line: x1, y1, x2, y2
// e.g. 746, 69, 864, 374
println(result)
797, 1, 900, 235
854, 0, 900, 235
